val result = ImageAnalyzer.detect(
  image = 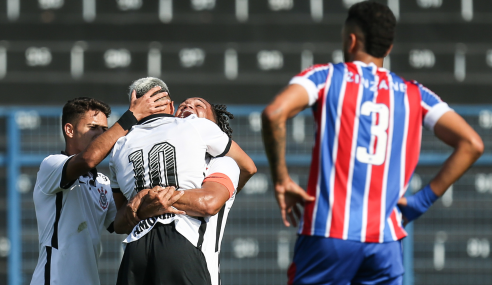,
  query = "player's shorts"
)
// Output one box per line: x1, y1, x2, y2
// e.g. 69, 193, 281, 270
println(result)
116, 222, 212, 285
288, 235, 404, 285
